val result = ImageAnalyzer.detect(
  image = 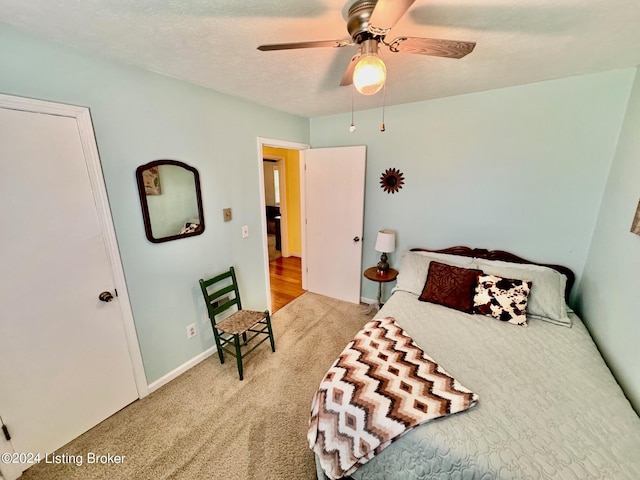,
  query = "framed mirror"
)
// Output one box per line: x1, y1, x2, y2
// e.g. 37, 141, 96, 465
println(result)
135, 160, 205, 243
